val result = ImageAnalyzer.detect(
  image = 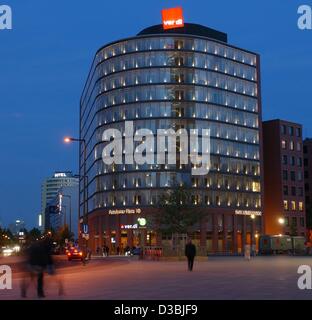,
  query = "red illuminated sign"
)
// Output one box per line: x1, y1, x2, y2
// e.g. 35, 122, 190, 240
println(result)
162, 7, 184, 30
